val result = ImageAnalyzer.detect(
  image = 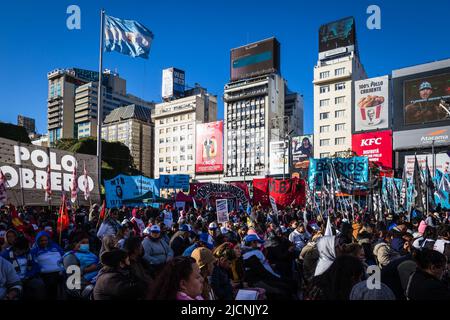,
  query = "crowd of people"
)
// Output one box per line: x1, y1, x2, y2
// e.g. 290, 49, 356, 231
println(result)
0, 201, 449, 300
